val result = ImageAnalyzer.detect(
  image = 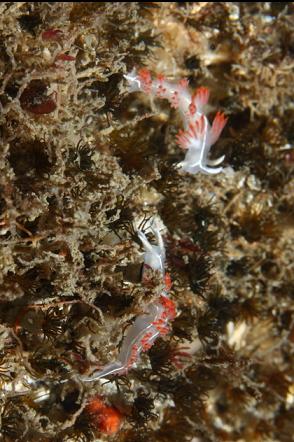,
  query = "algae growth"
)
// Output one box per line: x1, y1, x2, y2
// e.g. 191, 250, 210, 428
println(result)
0, 3, 293, 441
